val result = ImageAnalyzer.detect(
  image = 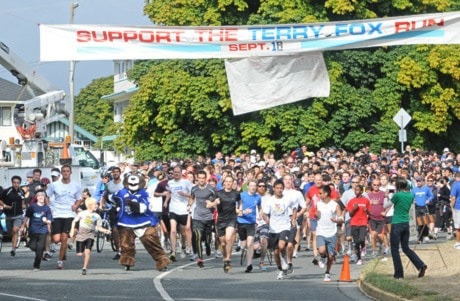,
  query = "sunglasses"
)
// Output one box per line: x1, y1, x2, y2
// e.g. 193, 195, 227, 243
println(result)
258, 185, 266, 188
